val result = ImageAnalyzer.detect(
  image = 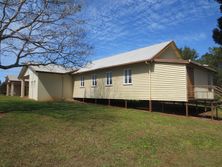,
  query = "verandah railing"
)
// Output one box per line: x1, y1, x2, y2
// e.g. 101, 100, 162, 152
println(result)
188, 85, 222, 100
